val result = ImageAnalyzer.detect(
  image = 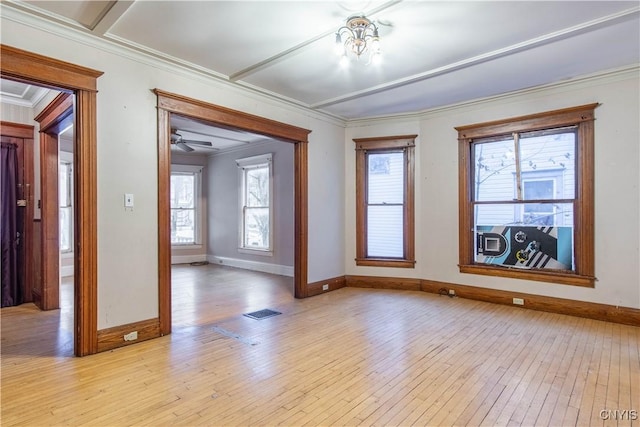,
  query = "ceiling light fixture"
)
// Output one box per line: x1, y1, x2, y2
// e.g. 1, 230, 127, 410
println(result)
335, 15, 381, 66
